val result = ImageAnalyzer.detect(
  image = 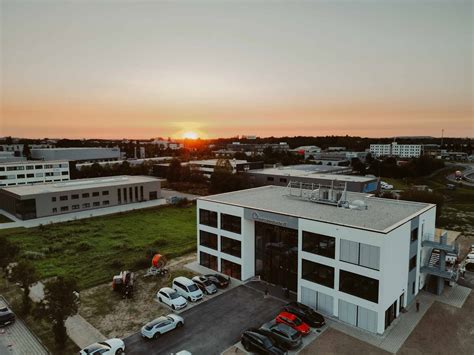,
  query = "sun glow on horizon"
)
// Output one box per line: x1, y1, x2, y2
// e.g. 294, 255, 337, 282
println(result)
182, 131, 199, 140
